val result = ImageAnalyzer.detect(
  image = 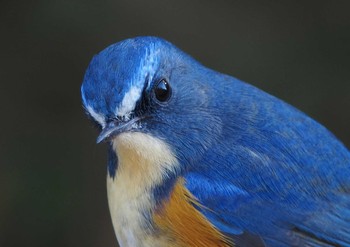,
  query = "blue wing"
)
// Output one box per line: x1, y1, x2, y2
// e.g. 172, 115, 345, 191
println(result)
183, 77, 350, 247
